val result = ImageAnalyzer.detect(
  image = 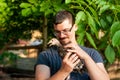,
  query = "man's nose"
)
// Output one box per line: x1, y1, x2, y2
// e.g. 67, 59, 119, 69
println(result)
58, 32, 65, 38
